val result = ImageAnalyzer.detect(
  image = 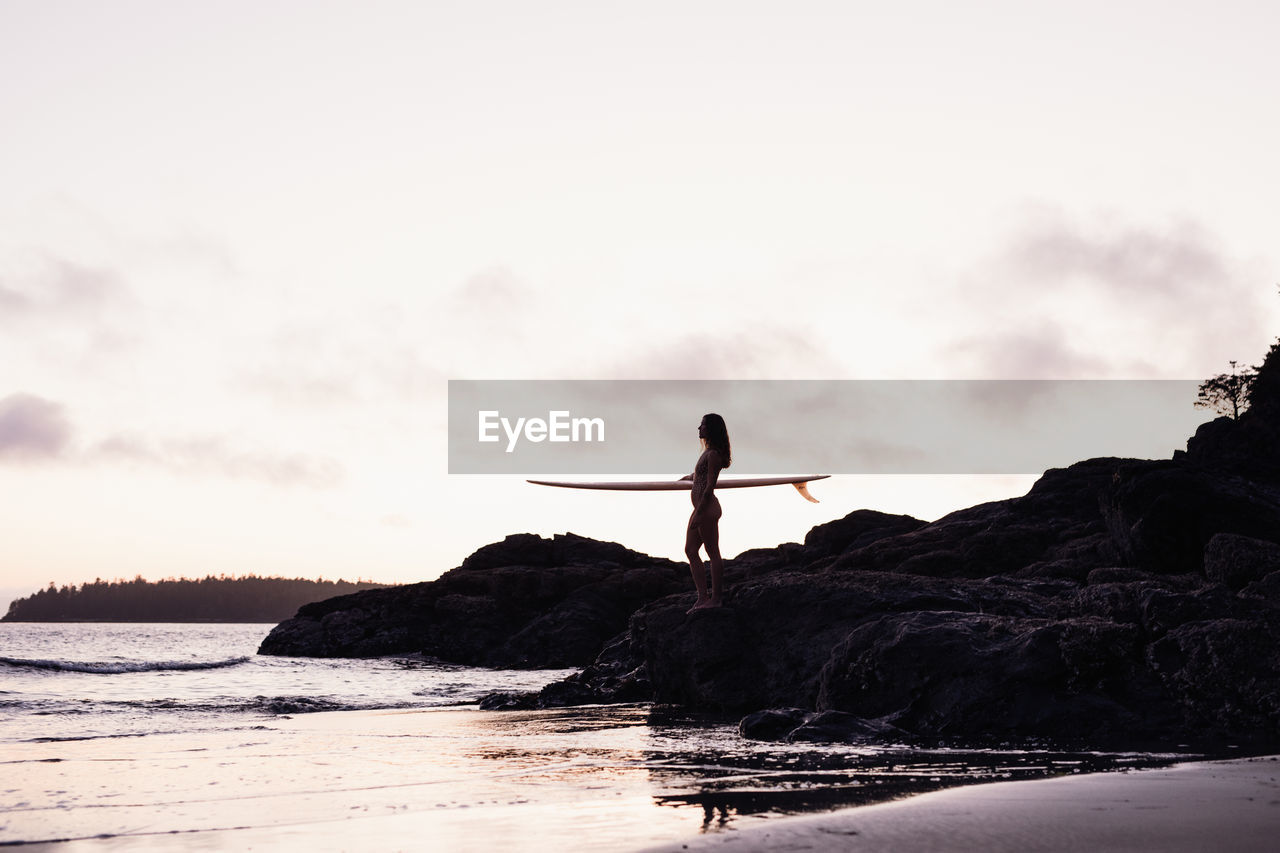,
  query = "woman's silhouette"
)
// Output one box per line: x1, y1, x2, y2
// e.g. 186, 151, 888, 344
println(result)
684, 413, 730, 612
